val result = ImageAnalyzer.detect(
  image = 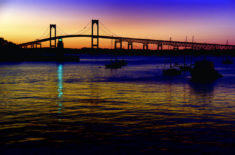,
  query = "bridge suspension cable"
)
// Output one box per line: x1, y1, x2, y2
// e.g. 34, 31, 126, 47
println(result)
99, 26, 113, 36
57, 26, 69, 36
38, 27, 50, 40
80, 24, 91, 34
100, 22, 120, 37
73, 21, 91, 35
